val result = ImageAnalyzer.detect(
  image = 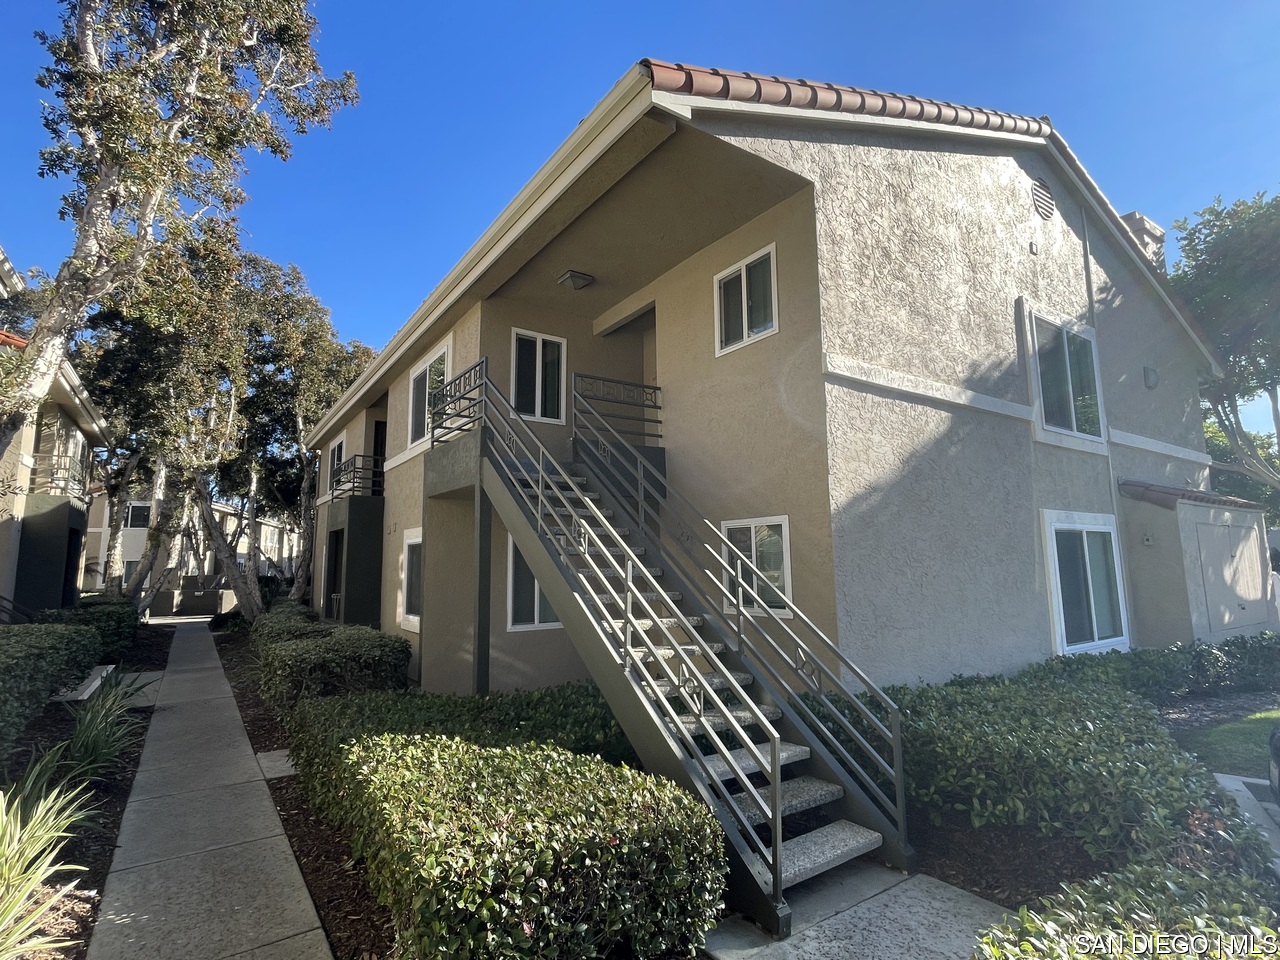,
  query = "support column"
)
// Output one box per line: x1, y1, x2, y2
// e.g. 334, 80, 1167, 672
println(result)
473, 485, 492, 695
